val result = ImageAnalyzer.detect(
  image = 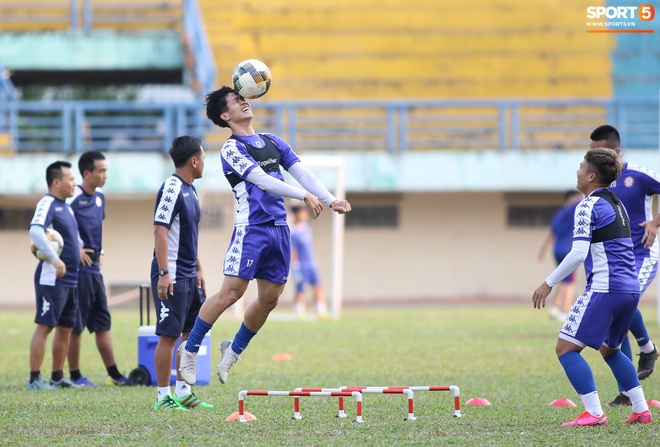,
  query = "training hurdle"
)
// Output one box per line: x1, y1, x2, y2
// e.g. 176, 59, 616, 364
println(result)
294, 387, 417, 420
294, 385, 461, 420
237, 390, 364, 423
